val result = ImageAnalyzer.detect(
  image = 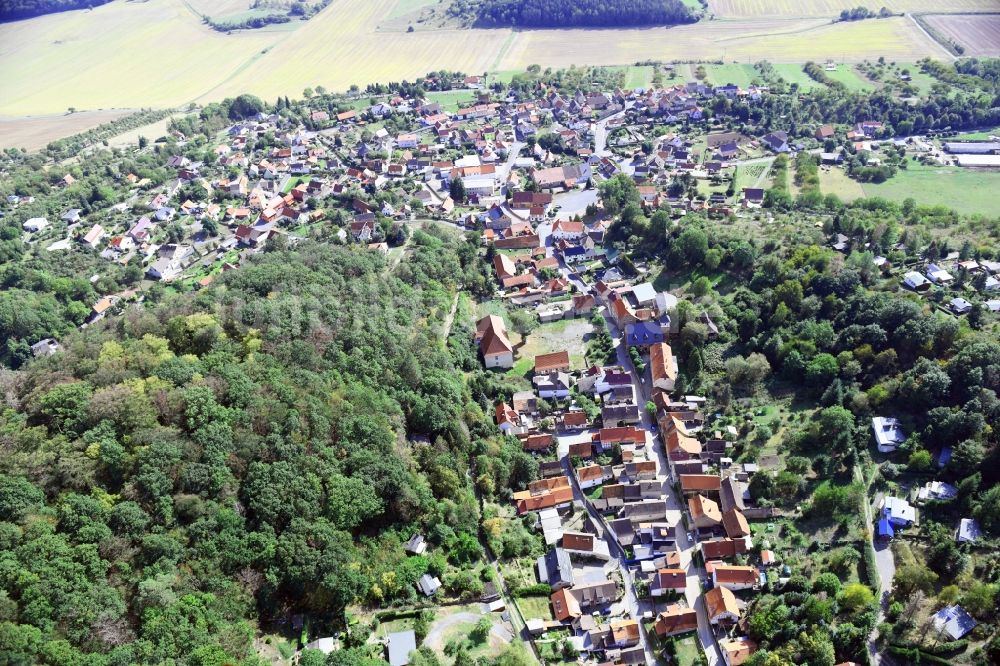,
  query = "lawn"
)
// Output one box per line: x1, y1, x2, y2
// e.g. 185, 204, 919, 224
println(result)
425, 89, 480, 113
675, 635, 701, 666
952, 126, 1000, 141
702, 63, 759, 88
626, 66, 655, 89
2, 1, 938, 122
817, 166, 866, 201
501, 318, 593, 377
822, 65, 875, 92
733, 160, 773, 193
771, 64, 824, 91
858, 162, 1000, 216
515, 595, 553, 622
